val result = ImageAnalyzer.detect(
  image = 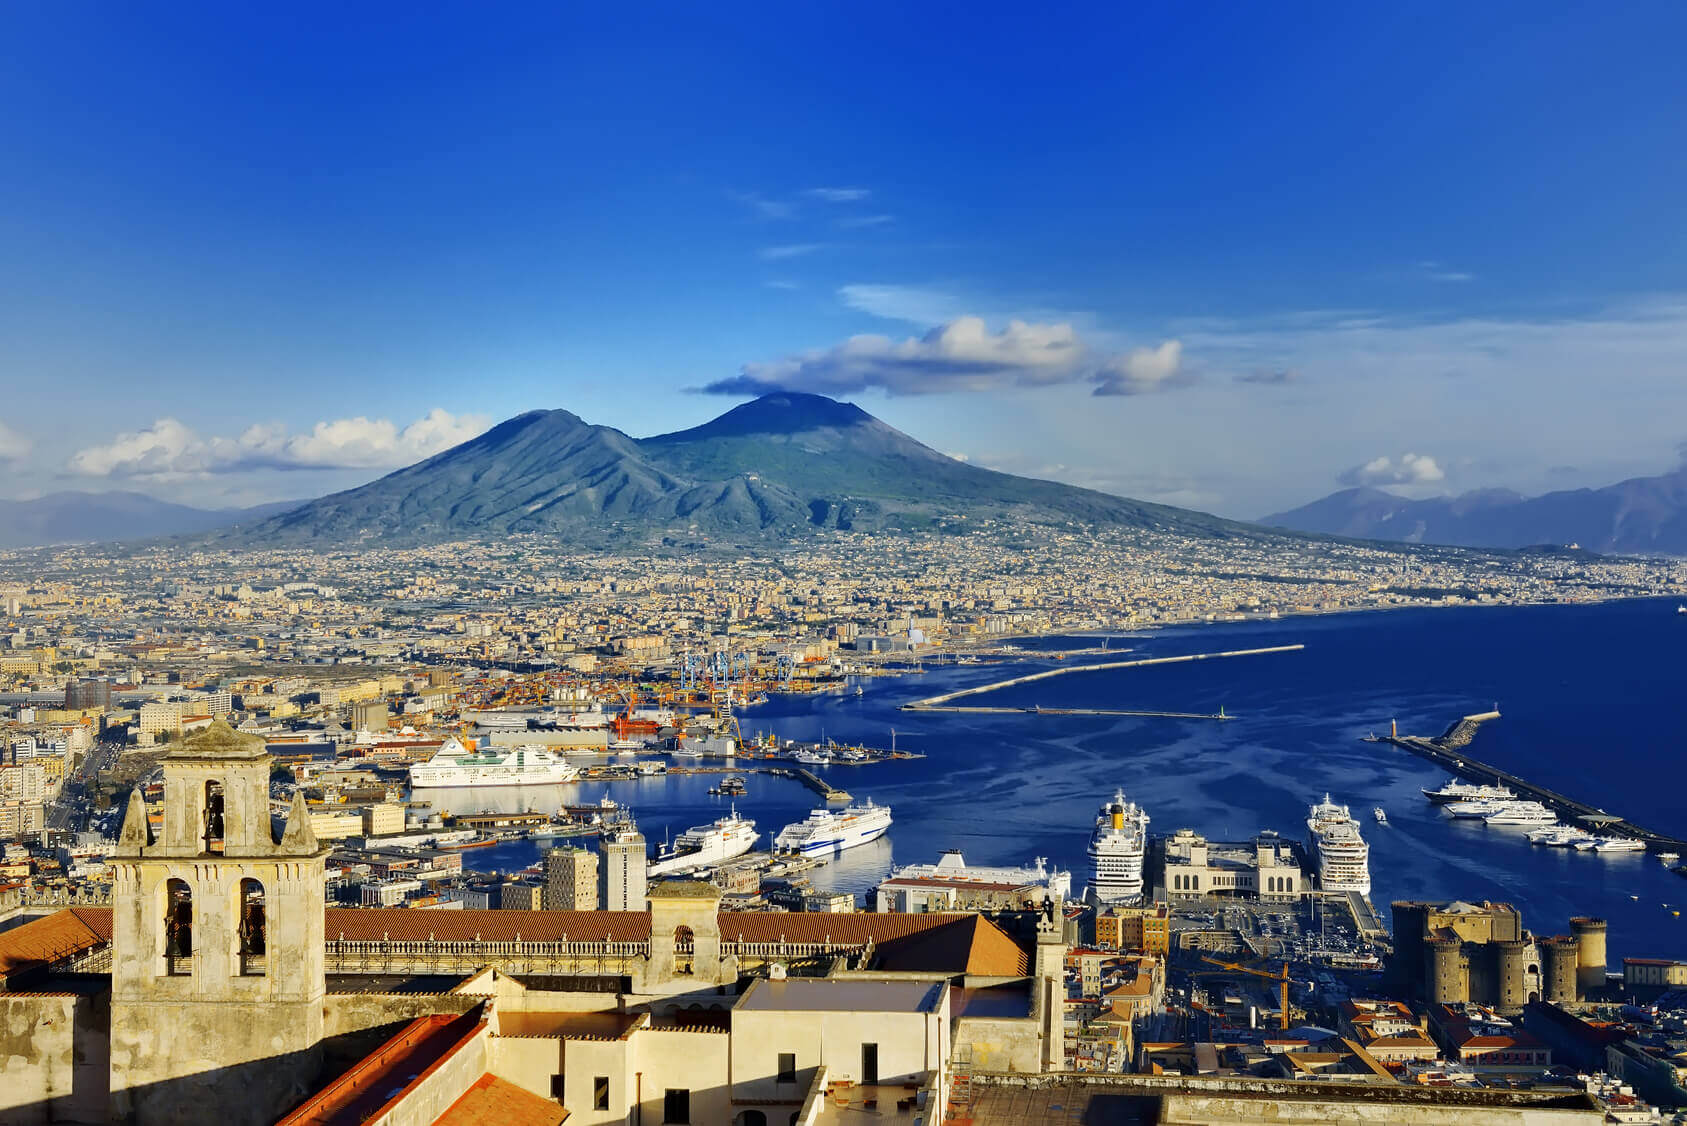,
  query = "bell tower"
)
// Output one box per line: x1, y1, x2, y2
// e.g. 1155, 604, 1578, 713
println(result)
108, 721, 328, 1125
